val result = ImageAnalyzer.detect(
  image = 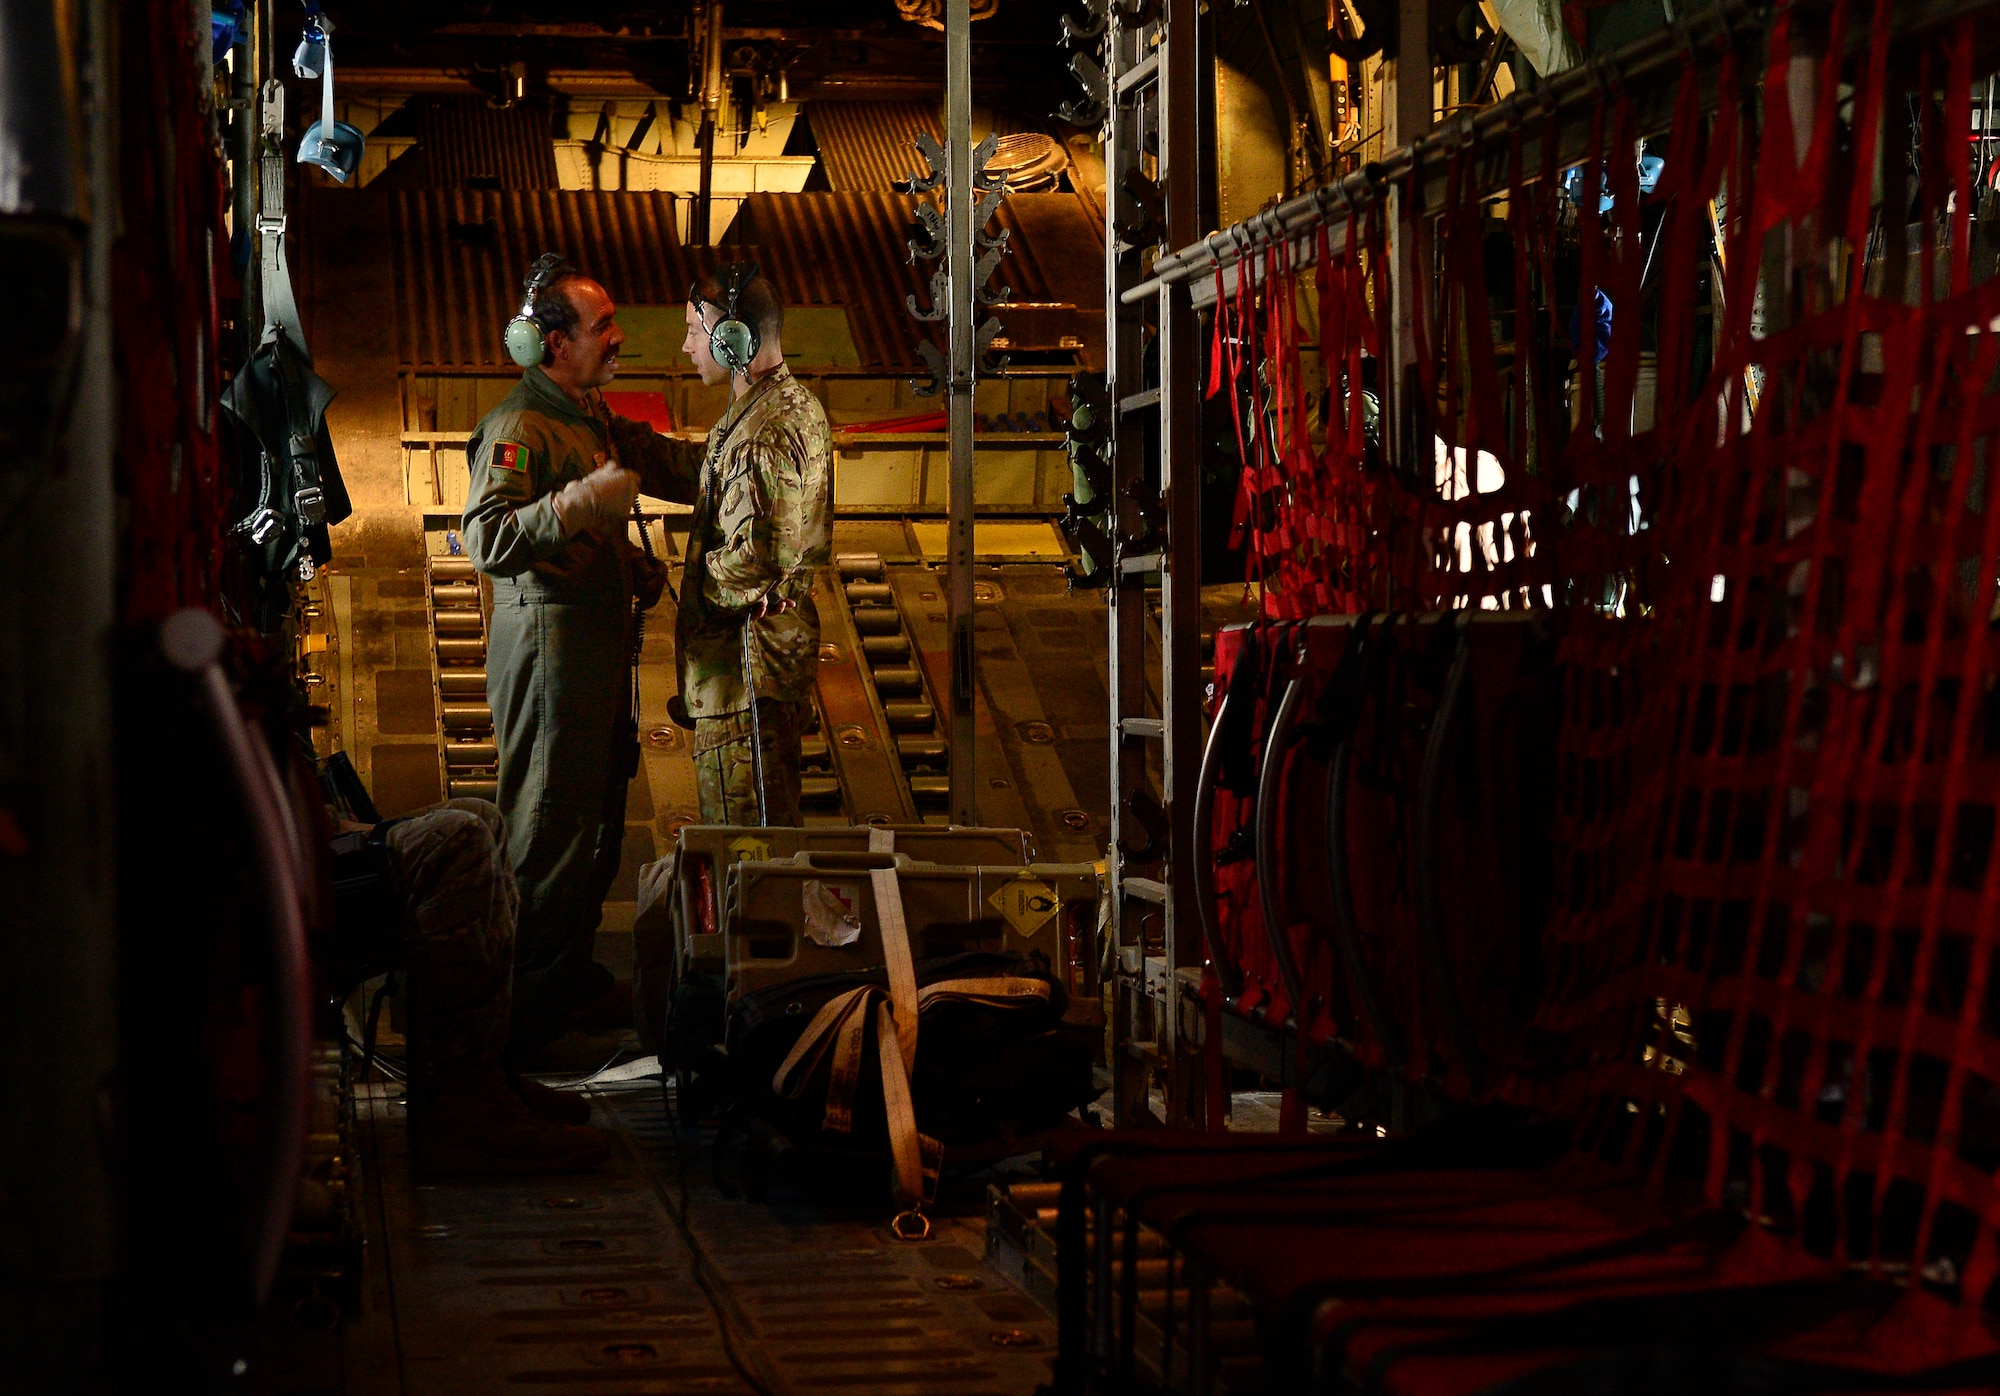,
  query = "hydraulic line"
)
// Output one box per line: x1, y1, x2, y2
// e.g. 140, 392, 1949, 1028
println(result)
1189, 681, 1245, 1000
1252, 661, 1312, 1028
